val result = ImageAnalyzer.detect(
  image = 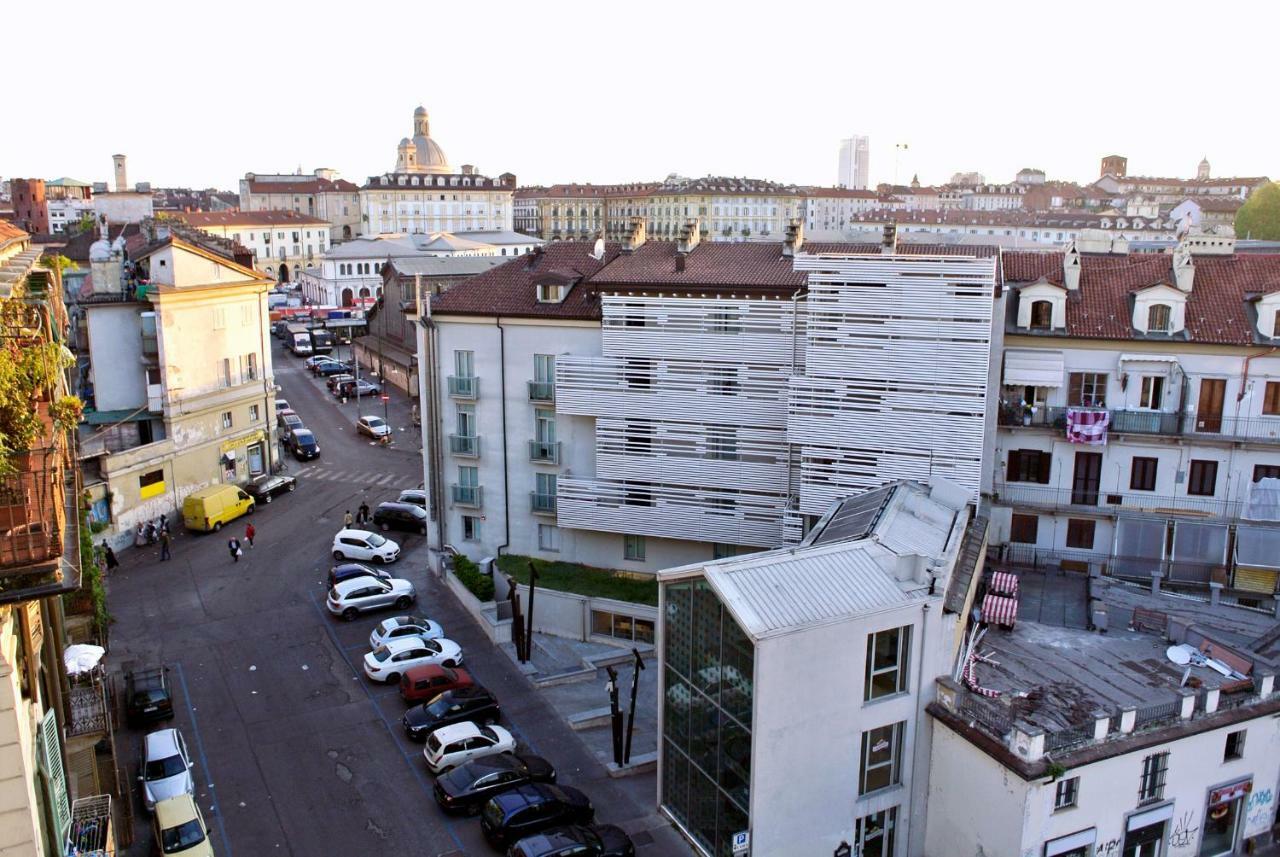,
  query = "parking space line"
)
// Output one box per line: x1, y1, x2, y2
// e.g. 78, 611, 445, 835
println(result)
307, 593, 465, 853
174, 662, 234, 857
376, 474, 395, 486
